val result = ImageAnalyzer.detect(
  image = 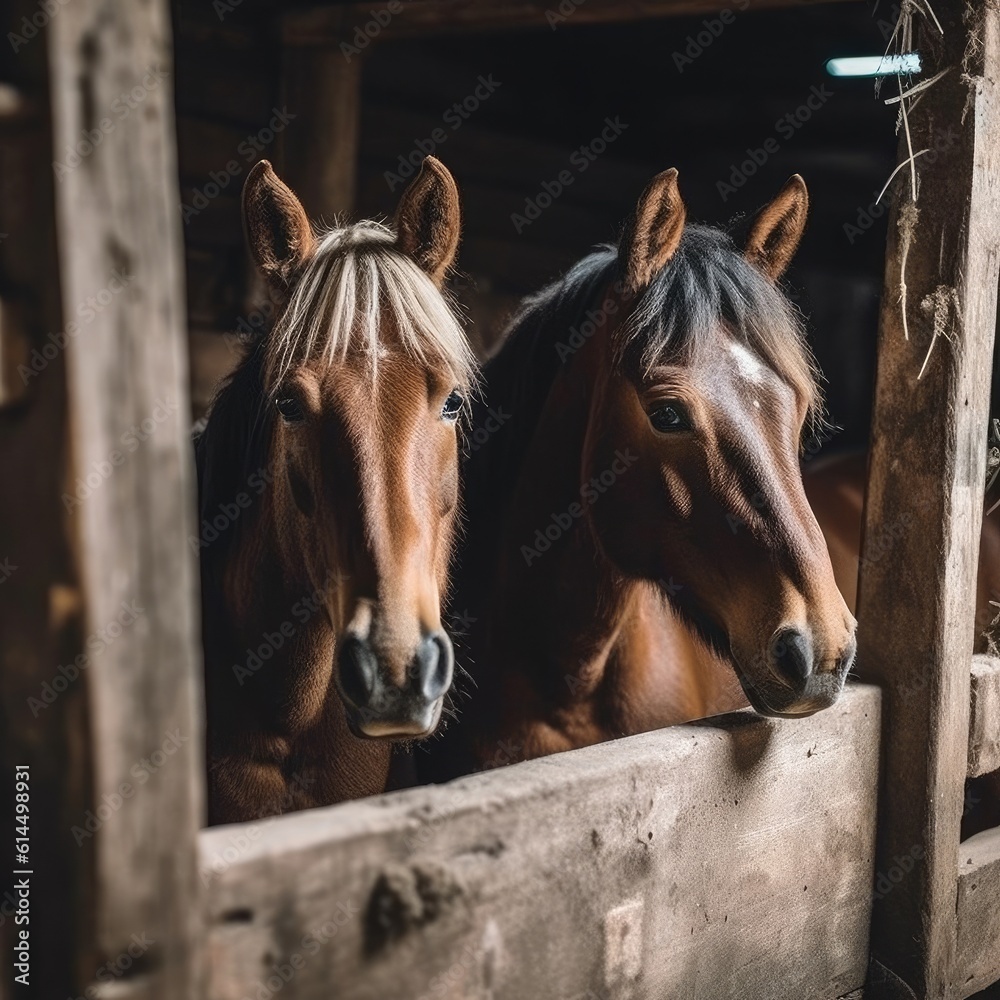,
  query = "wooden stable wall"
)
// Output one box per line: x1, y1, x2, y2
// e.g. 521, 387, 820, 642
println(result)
855, 2, 1000, 998
202, 685, 881, 1000
2, 1, 999, 999
173, 0, 902, 448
